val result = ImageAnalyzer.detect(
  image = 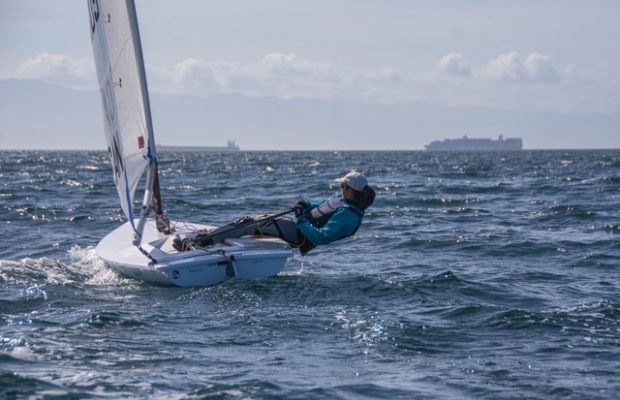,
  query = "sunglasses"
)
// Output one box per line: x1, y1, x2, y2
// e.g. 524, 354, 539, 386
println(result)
340, 183, 350, 190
